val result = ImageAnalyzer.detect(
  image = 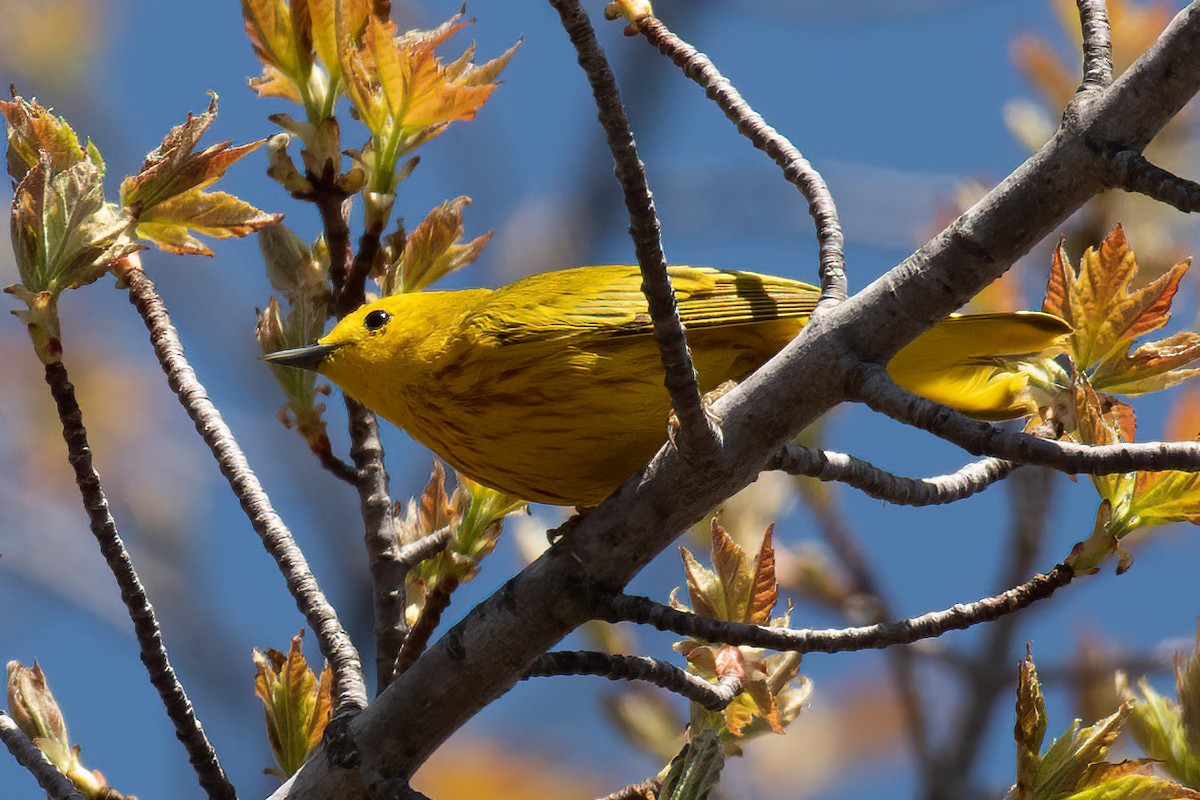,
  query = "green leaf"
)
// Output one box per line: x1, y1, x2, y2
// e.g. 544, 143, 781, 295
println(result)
1059, 774, 1200, 800
135, 189, 281, 256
